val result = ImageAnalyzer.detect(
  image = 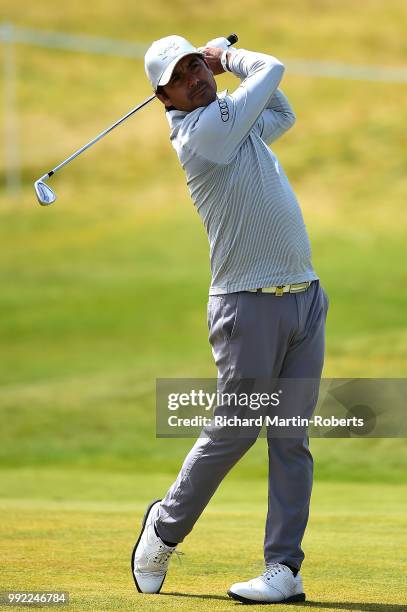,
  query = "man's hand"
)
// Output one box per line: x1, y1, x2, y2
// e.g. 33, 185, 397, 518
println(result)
198, 37, 232, 75
201, 46, 224, 75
